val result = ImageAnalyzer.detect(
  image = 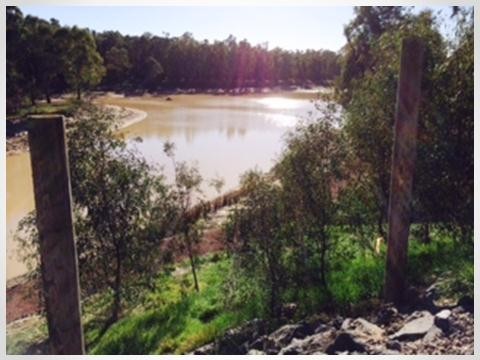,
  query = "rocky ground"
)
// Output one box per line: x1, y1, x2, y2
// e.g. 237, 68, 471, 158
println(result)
192, 286, 474, 355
